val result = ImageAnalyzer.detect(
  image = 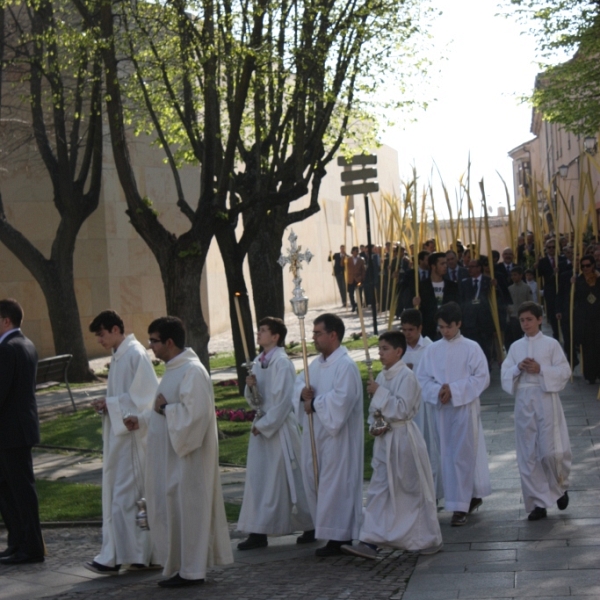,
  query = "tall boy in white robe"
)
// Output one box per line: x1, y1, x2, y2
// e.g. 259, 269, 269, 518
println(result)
237, 317, 313, 550
296, 313, 364, 557
416, 302, 491, 527
341, 331, 442, 560
125, 317, 233, 588
400, 309, 443, 500
85, 310, 158, 575
501, 301, 571, 521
